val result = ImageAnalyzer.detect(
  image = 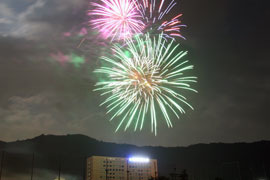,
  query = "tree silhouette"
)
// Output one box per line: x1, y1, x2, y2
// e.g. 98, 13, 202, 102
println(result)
179, 169, 188, 180
148, 176, 170, 180
214, 177, 224, 180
